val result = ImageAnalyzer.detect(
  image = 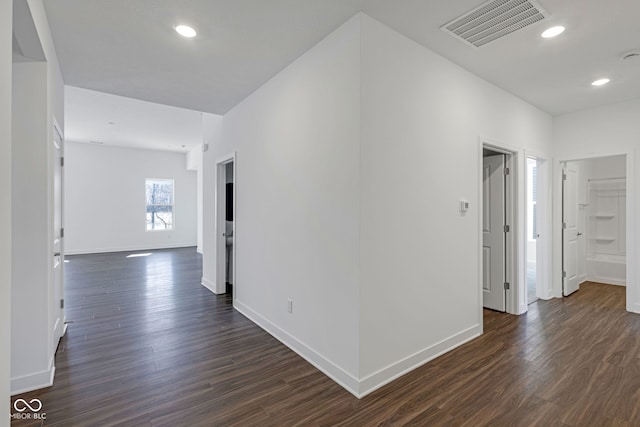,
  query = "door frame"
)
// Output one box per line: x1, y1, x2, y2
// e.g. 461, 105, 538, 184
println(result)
215, 152, 236, 300
52, 119, 65, 348
553, 152, 635, 312
525, 152, 551, 302
478, 138, 520, 320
